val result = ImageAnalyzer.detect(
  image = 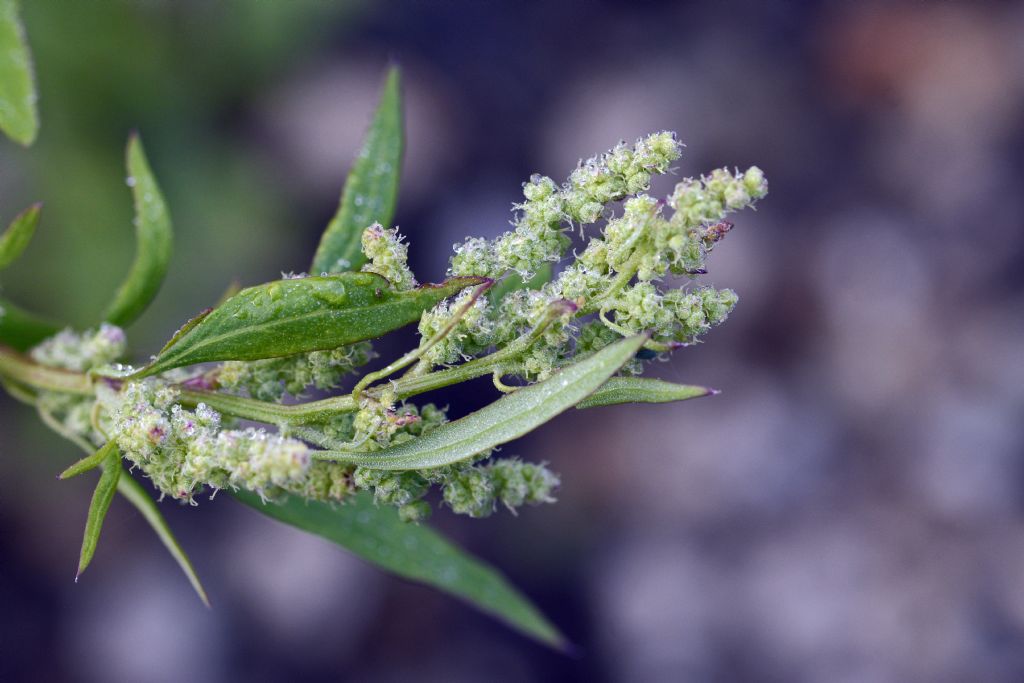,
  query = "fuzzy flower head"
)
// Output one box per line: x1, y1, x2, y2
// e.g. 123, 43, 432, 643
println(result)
360, 223, 417, 290
31, 323, 126, 372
